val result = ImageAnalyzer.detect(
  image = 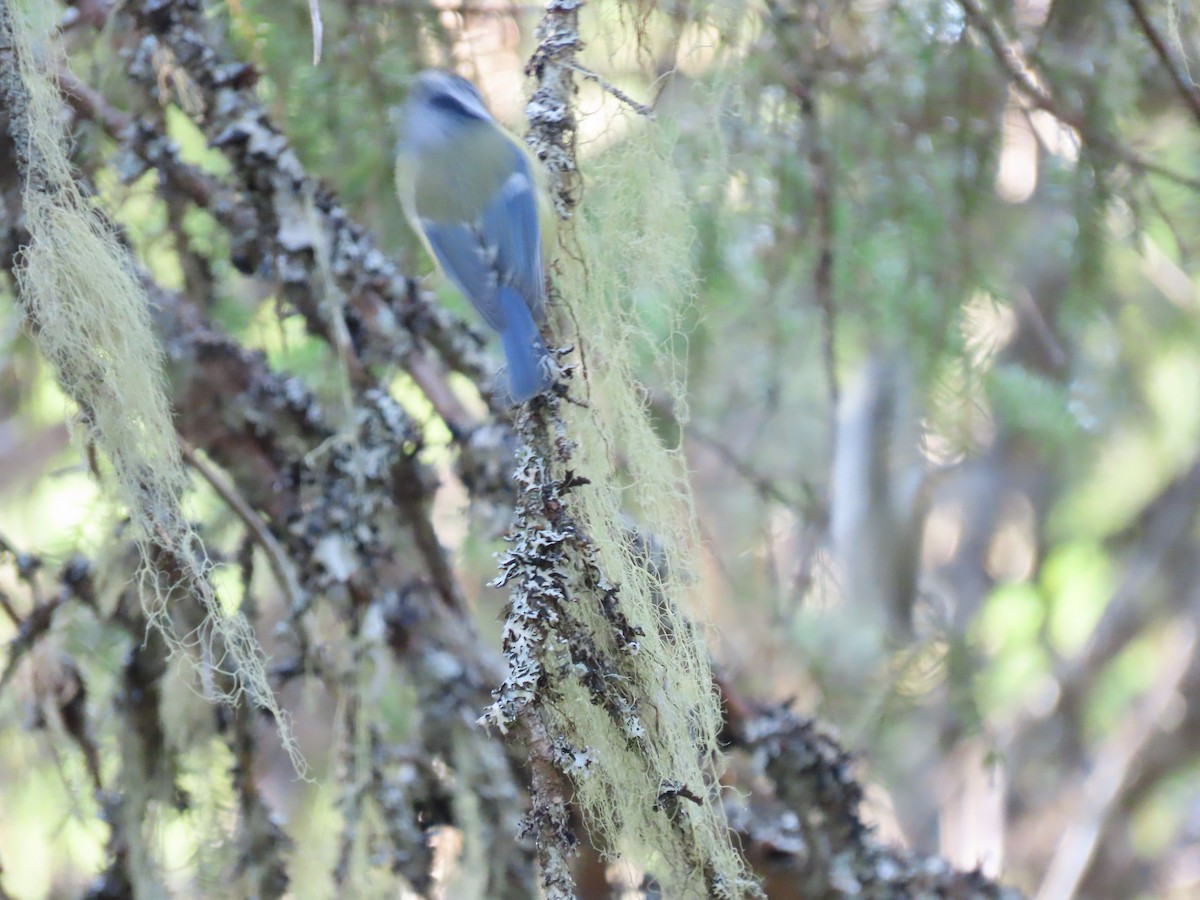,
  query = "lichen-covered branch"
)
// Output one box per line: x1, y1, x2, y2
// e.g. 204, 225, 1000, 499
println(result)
477, 1, 761, 895
719, 677, 1023, 900
122, 0, 498, 412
